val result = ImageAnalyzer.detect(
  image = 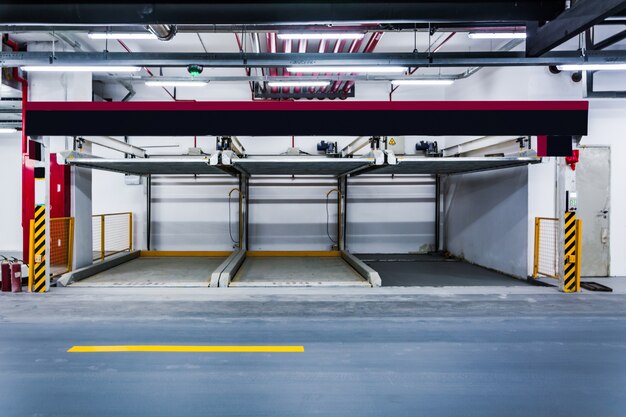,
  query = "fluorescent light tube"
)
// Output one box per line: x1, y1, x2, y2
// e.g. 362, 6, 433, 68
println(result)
145, 81, 208, 87
88, 33, 158, 40
391, 79, 454, 86
468, 32, 527, 39
21, 66, 142, 73
277, 33, 365, 40
267, 81, 330, 87
287, 66, 407, 74
0, 128, 17, 134
557, 64, 626, 71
